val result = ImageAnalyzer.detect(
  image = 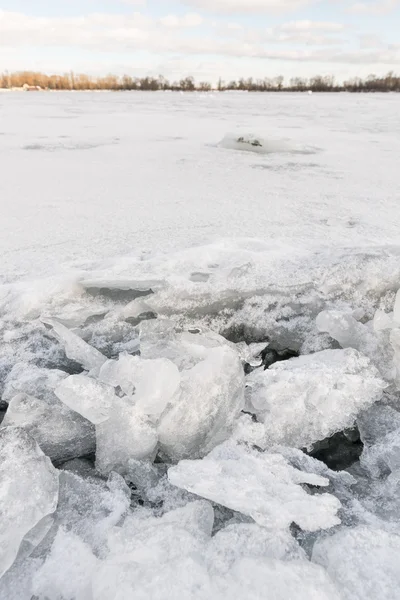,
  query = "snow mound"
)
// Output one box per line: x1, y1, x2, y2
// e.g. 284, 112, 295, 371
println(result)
218, 132, 316, 154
